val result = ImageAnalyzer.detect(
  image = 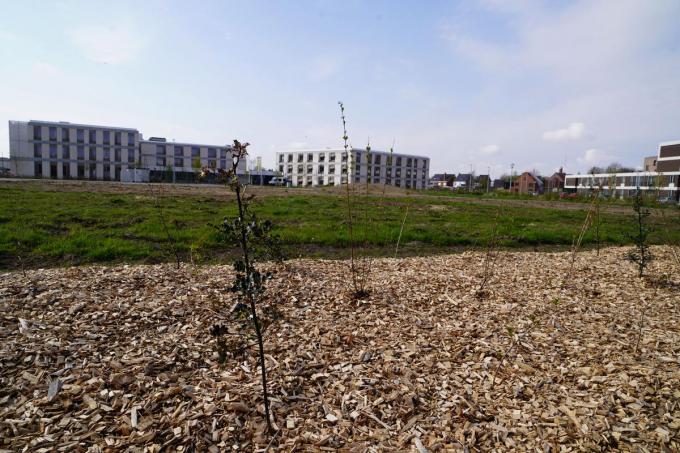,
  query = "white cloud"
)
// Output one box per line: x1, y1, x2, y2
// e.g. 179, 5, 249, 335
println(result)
68, 23, 145, 64
479, 144, 500, 155
309, 56, 341, 80
576, 148, 616, 166
31, 62, 61, 77
542, 122, 585, 141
